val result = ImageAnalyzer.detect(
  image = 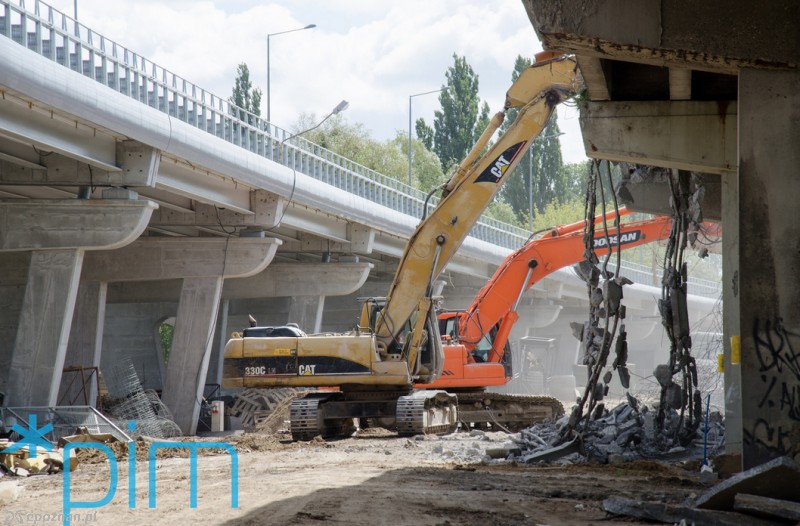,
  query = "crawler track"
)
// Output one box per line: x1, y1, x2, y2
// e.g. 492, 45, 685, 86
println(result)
456, 393, 564, 431
396, 391, 459, 436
